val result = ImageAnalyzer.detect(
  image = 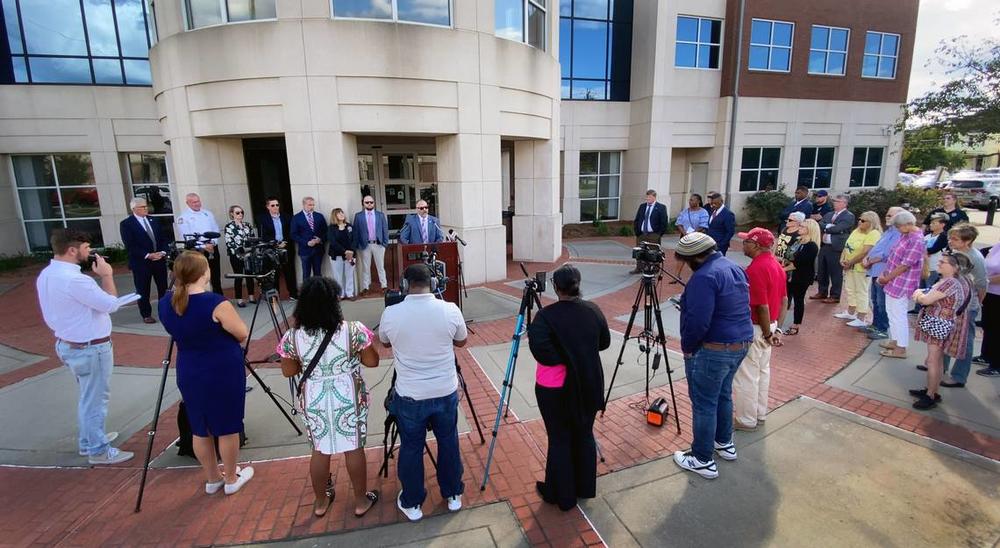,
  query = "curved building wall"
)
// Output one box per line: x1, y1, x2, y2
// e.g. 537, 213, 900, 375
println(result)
148, 0, 563, 283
